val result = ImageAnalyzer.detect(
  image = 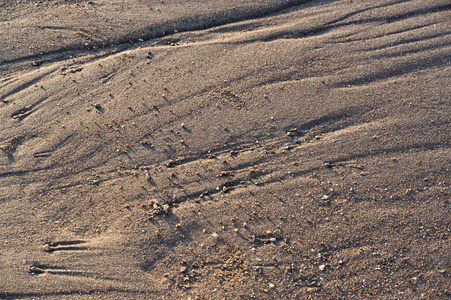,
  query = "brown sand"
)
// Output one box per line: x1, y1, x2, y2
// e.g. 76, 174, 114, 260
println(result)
0, 0, 450, 299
